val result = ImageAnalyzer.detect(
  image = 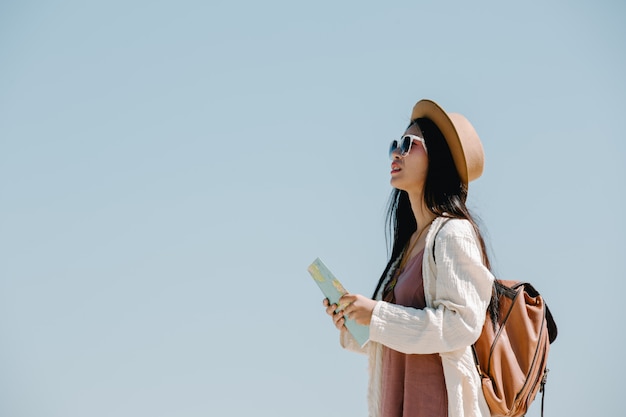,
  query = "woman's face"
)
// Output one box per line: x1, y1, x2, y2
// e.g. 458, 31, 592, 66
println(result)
390, 123, 428, 193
